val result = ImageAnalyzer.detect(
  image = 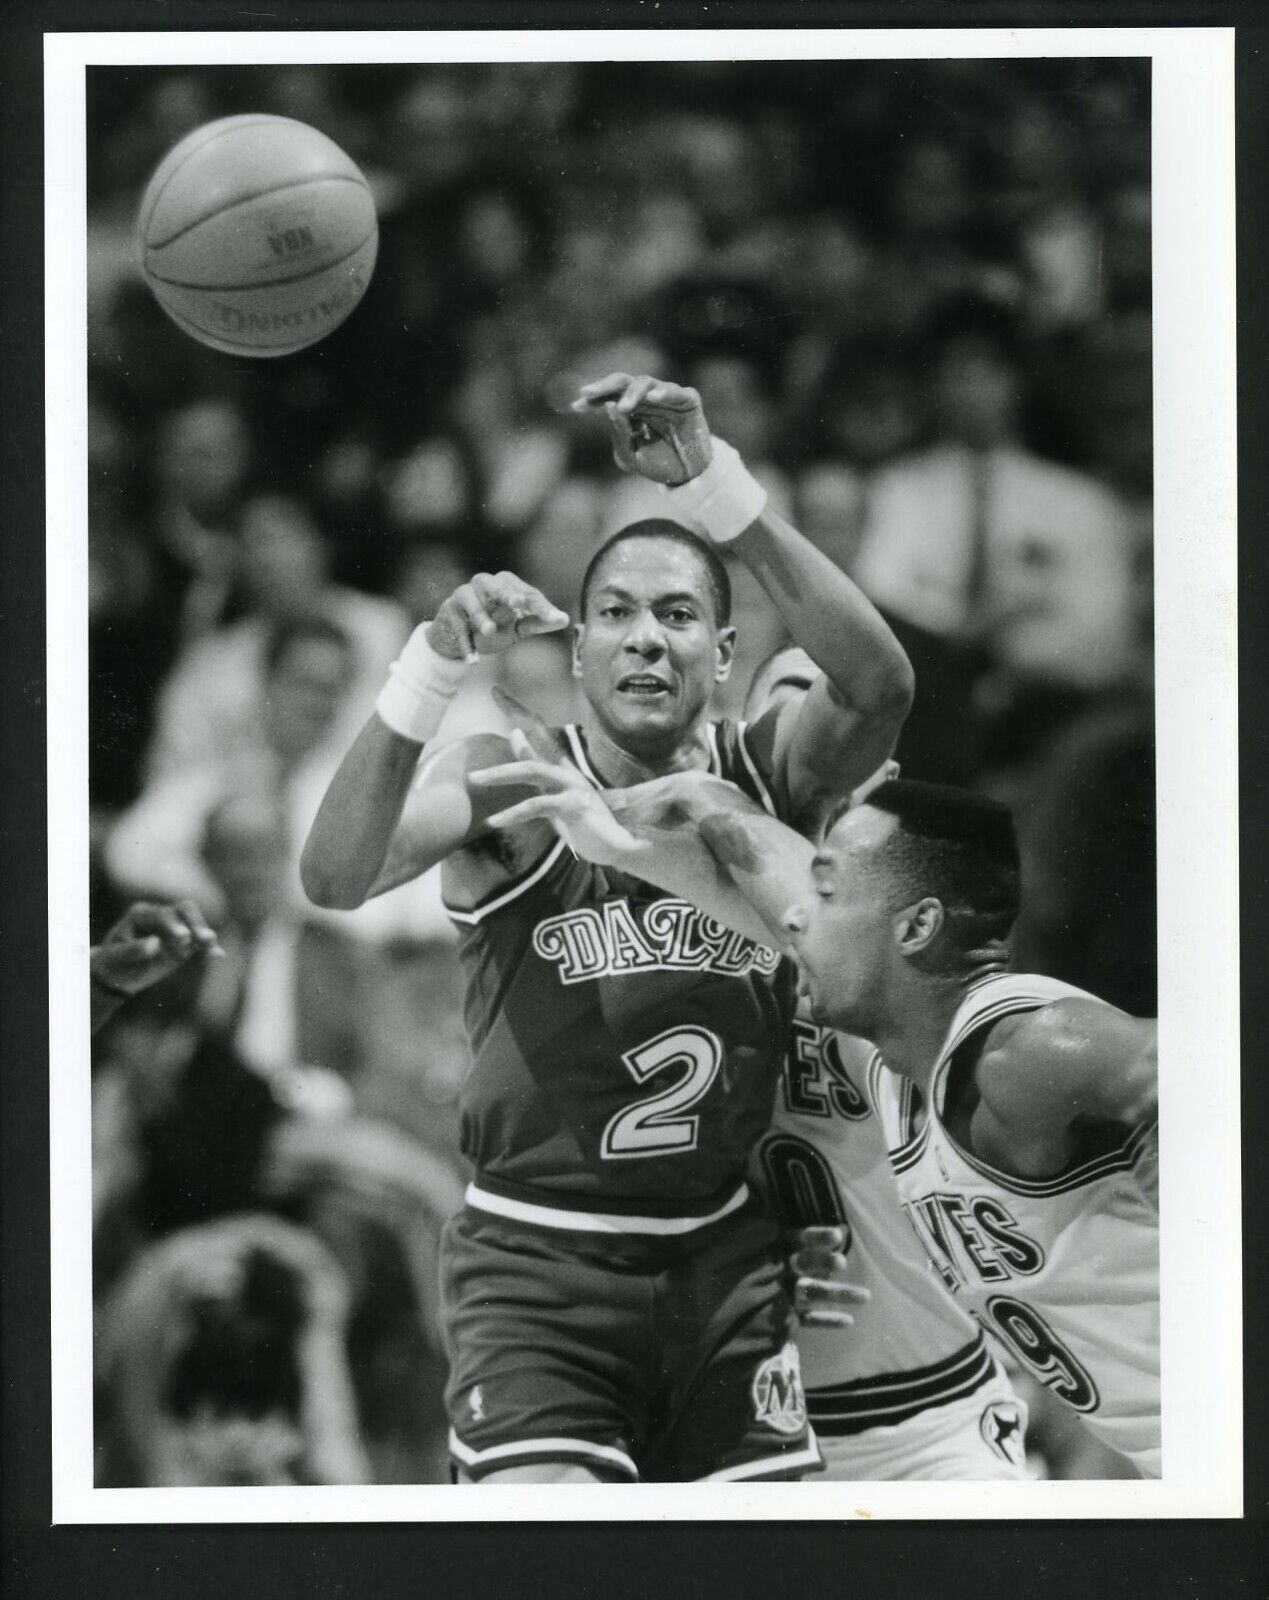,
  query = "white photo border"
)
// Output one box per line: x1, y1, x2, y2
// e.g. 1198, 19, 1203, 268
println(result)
46, 24, 1240, 1523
